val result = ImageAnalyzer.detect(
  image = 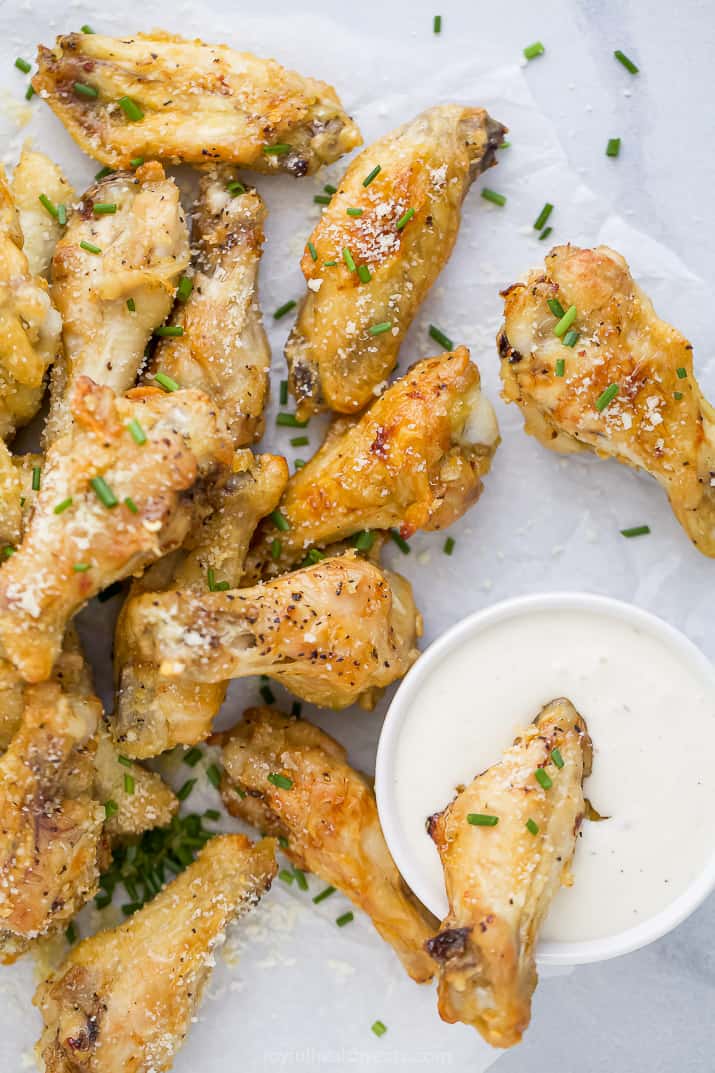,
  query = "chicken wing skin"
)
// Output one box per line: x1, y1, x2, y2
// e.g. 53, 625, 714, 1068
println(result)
34, 834, 277, 1073
0, 379, 232, 683
0, 166, 61, 440
221, 706, 436, 981
499, 244, 715, 556
426, 699, 592, 1048
124, 553, 420, 710
33, 31, 362, 176
11, 145, 75, 278
113, 452, 288, 757
45, 161, 189, 444
147, 170, 270, 447
246, 348, 499, 580
286, 104, 505, 417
